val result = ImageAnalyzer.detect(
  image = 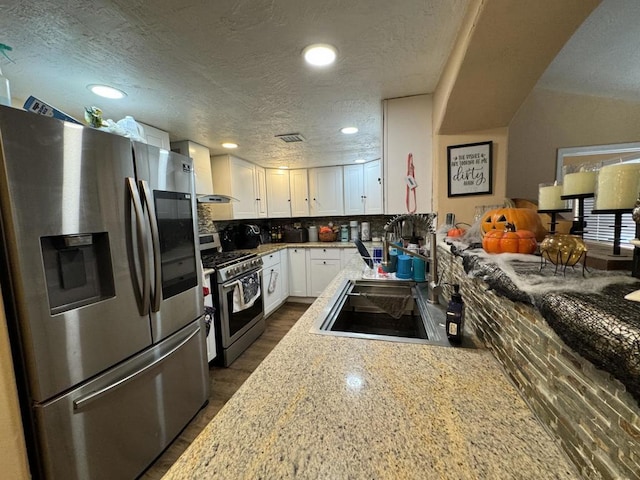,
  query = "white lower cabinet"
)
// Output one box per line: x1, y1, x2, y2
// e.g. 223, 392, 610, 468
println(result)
280, 249, 289, 298
307, 248, 342, 297
262, 250, 284, 317
203, 271, 217, 362
288, 247, 308, 297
